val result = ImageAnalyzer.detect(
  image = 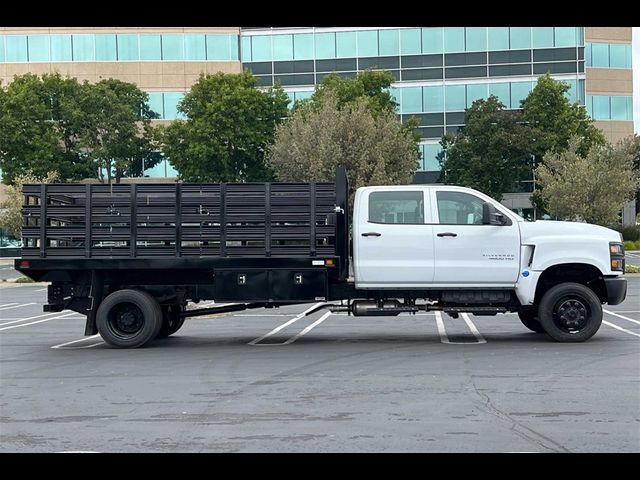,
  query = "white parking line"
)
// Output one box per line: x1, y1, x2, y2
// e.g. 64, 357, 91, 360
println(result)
0, 311, 62, 327
0, 303, 18, 308
0, 312, 77, 331
461, 313, 487, 344
51, 334, 102, 349
35, 288, 47, 292
248, 302, 324, 346
435, 311, 486, 345
282, 312, 332, 345
604, 309, 640, 326
0, 302, 36, 311
603, 320, 640, 338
